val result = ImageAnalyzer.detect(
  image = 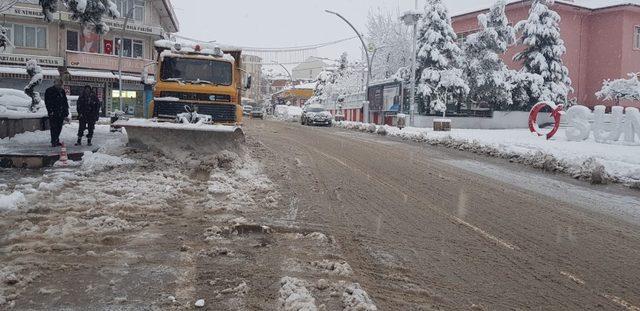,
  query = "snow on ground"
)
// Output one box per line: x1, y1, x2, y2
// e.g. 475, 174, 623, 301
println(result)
279, 277, 318, 311
0, 88, 46, 119
336, 121, 640, 185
